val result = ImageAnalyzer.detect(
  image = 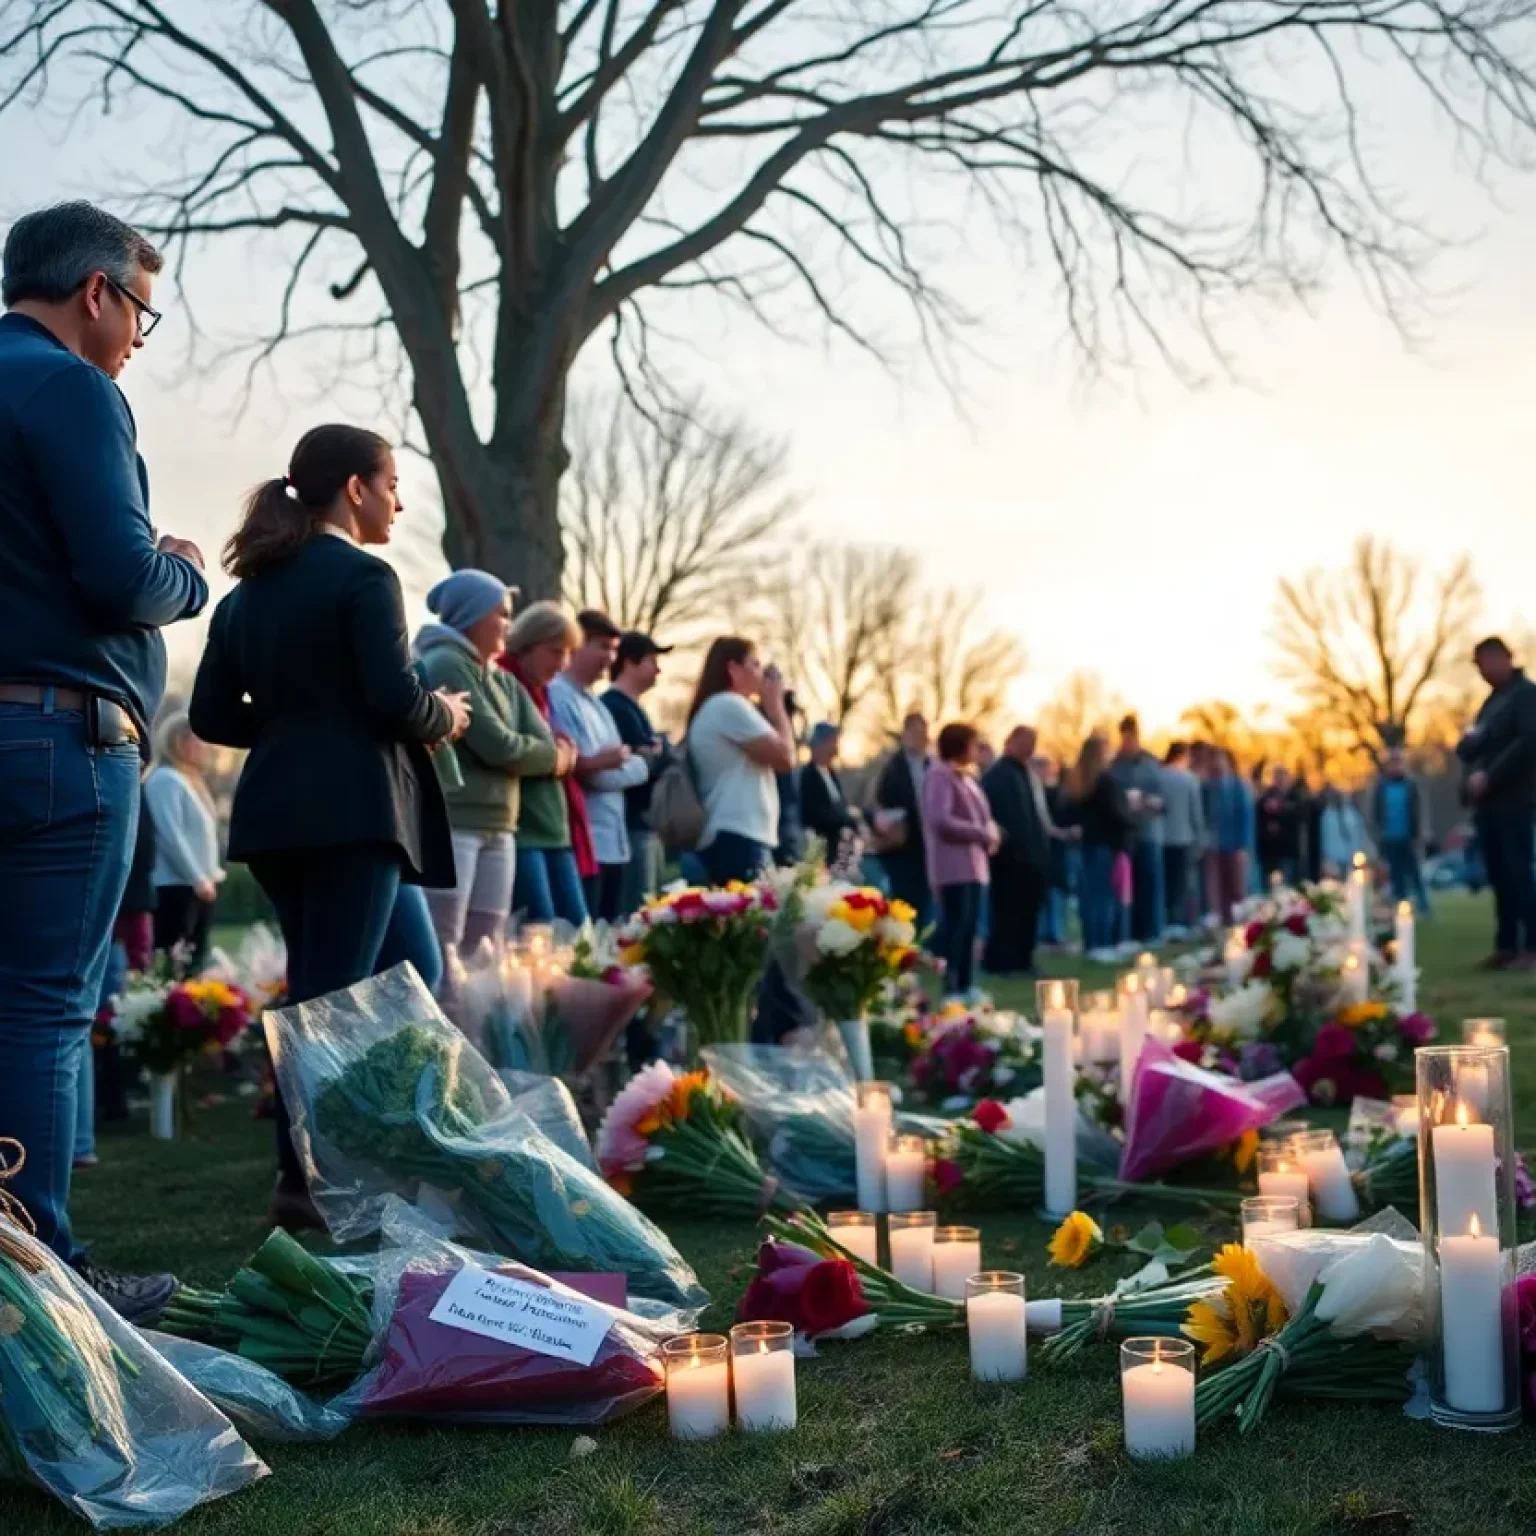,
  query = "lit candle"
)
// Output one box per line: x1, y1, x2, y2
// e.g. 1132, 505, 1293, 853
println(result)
931, 1226, 982, 1300
1121, 1338, 1196, 1460
1439, 1215, 1506, 1415
1348, 853, 1369, 944
1431, 1100, 1498, 1237
1241, 1195, 1300, 1246
1256, 1157, 1312, 1227
1341, 943, 1369, 1006
966, 1272, 1027, 1382
1038, 980, 1077, 1217
1394, 901, 1416, 1013
1461, 1018, 1506, 1048
663, 1335, 730, 1441
884, 1135, 927, 1214
853, 1082, 892, 1213
888, 1212, 936, 1292
825, 1211, 880, 1267
730, 1322, 797, 1432
1080, 993, 1121, 1065
1118, 974, 1149, 1106
1294, 1130, 1359, 1223
1224, 928, 1248, 989
1392, 1095, 1420, 1138
1135, 951, 1160, 998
